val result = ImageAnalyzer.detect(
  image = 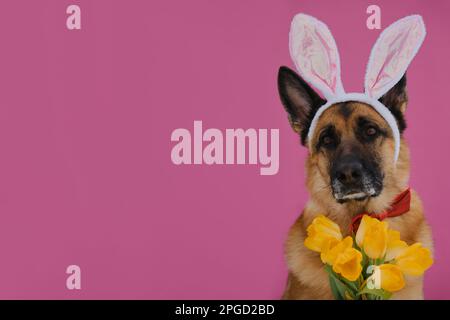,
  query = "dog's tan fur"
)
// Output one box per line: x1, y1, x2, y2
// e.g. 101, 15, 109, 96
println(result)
282, 102, 433, 300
